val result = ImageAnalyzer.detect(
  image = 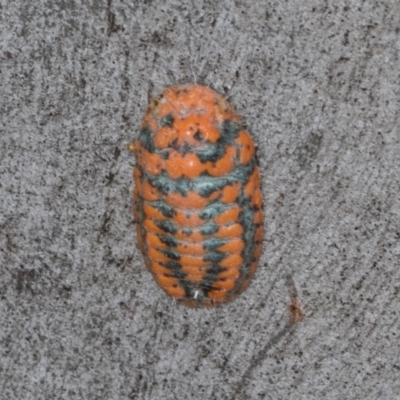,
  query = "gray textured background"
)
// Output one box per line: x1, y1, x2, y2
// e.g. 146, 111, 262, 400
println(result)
1, 1, 400, 399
